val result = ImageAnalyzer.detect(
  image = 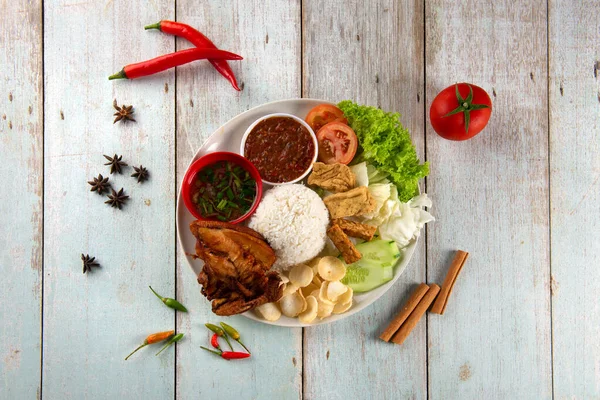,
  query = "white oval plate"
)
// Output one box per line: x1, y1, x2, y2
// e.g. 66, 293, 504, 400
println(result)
176, 98, 418, 327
